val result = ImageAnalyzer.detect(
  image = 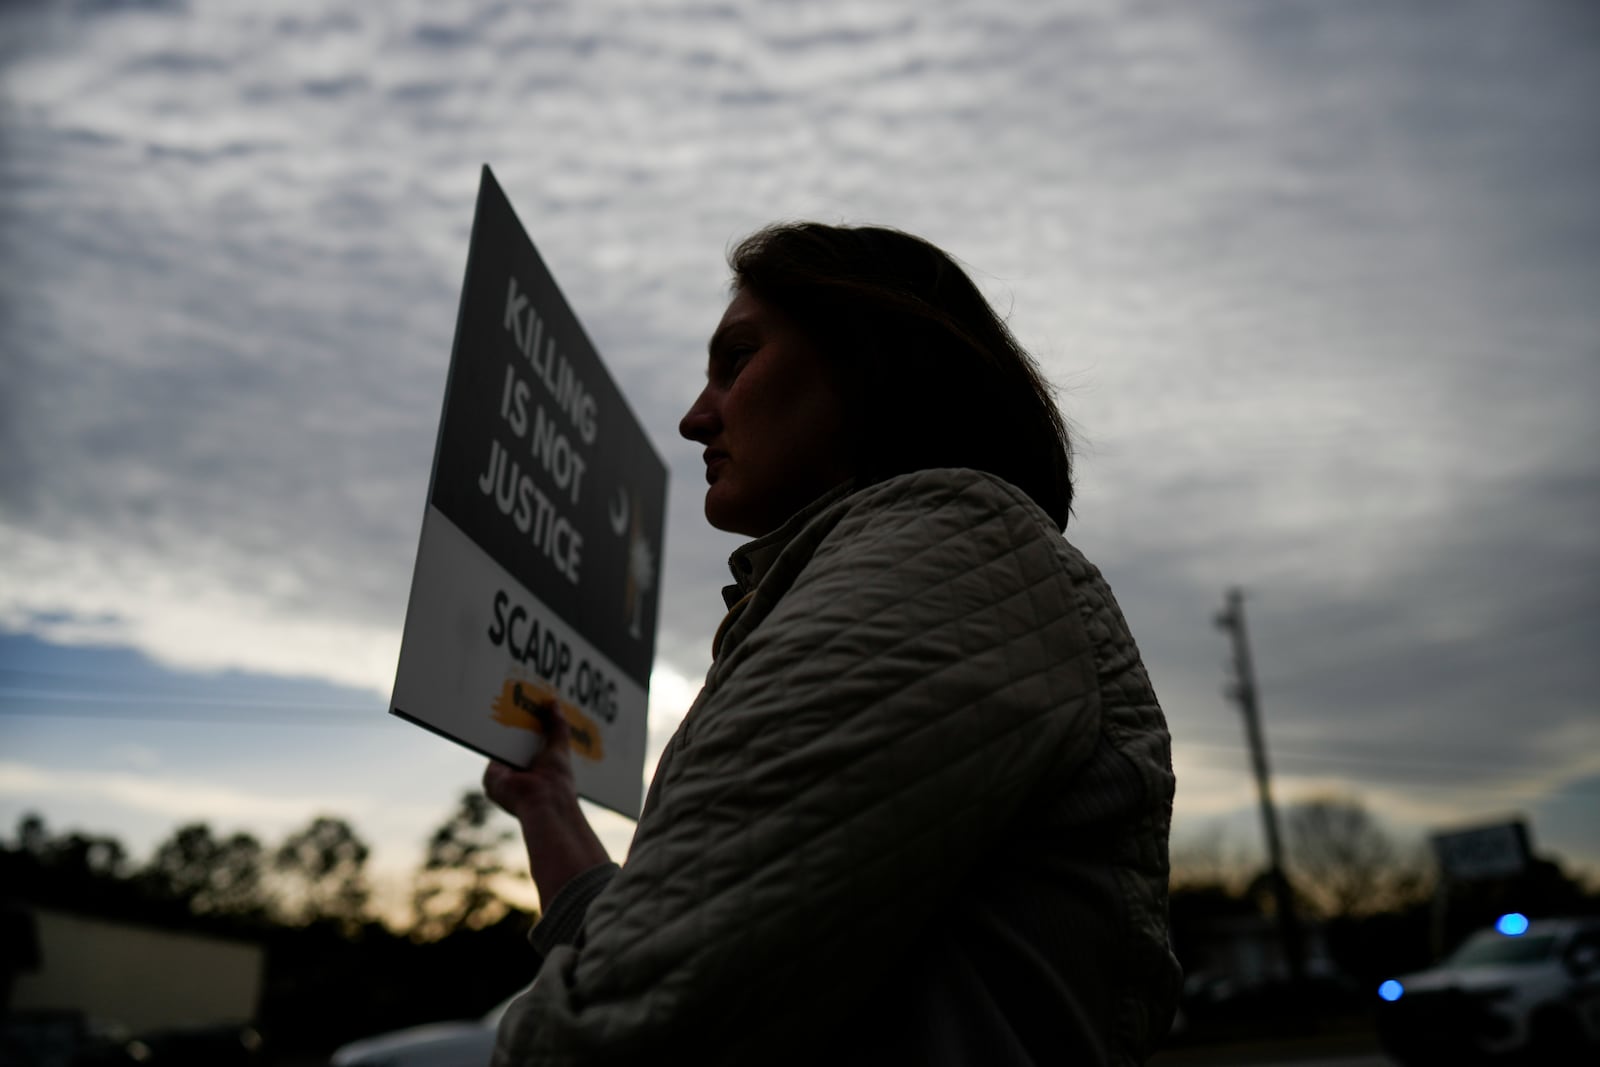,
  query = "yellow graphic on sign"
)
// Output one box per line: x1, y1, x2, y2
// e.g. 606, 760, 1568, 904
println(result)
490, 678, 604, 762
